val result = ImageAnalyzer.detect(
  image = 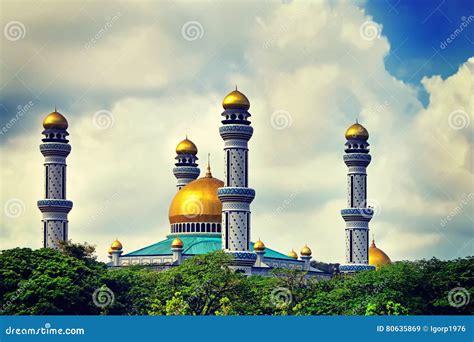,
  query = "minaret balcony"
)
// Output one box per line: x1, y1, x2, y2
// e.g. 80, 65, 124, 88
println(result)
226, 251, 257, 266
341, 208, 373, 221
37, 199, 73, 213
172, 166, 200, 177
217, 187, 255, 203
219, 124, 253, 140
343, 153, 371, 166
39, 143, 71, 157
